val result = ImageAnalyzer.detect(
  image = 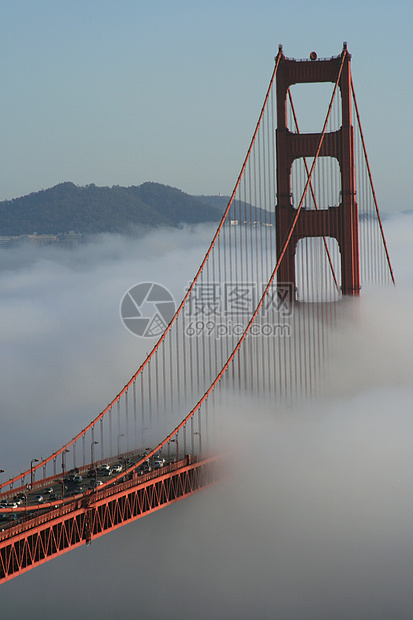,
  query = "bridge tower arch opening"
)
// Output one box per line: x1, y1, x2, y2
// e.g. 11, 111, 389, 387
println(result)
275, 43, 360, 300
295, 236, 342, 302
